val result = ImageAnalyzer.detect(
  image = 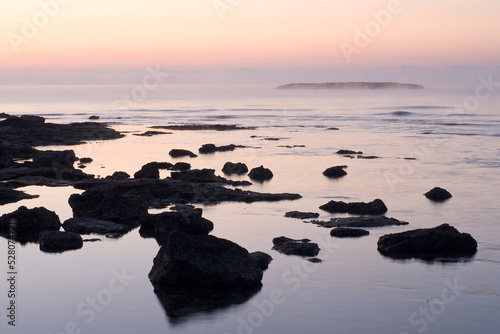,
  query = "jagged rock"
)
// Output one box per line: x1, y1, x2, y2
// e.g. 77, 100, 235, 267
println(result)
284, 211, 319, 219
272, 236, 320, 257
248, 165, 273, 181
0, 206, 61, 242
62, 218, 130, 234
39, 231, 83, 252
222, 162, 248, 175
33, 150, 77, 169
322, 166, 348, 178
308, 216, 408, 228
377, 224, 477, 259
169, 149, 197, 158
424, 187, 452, 201
0, 188, 39, 205
170, 162, 191, 171
319, 199, 388, 215
336, 149, 362, 155
330, 227, 369, 238
199, 143, 237, 154
134, 162, 160, 179
149, 231, 264, 288
249, 251, 273, 271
